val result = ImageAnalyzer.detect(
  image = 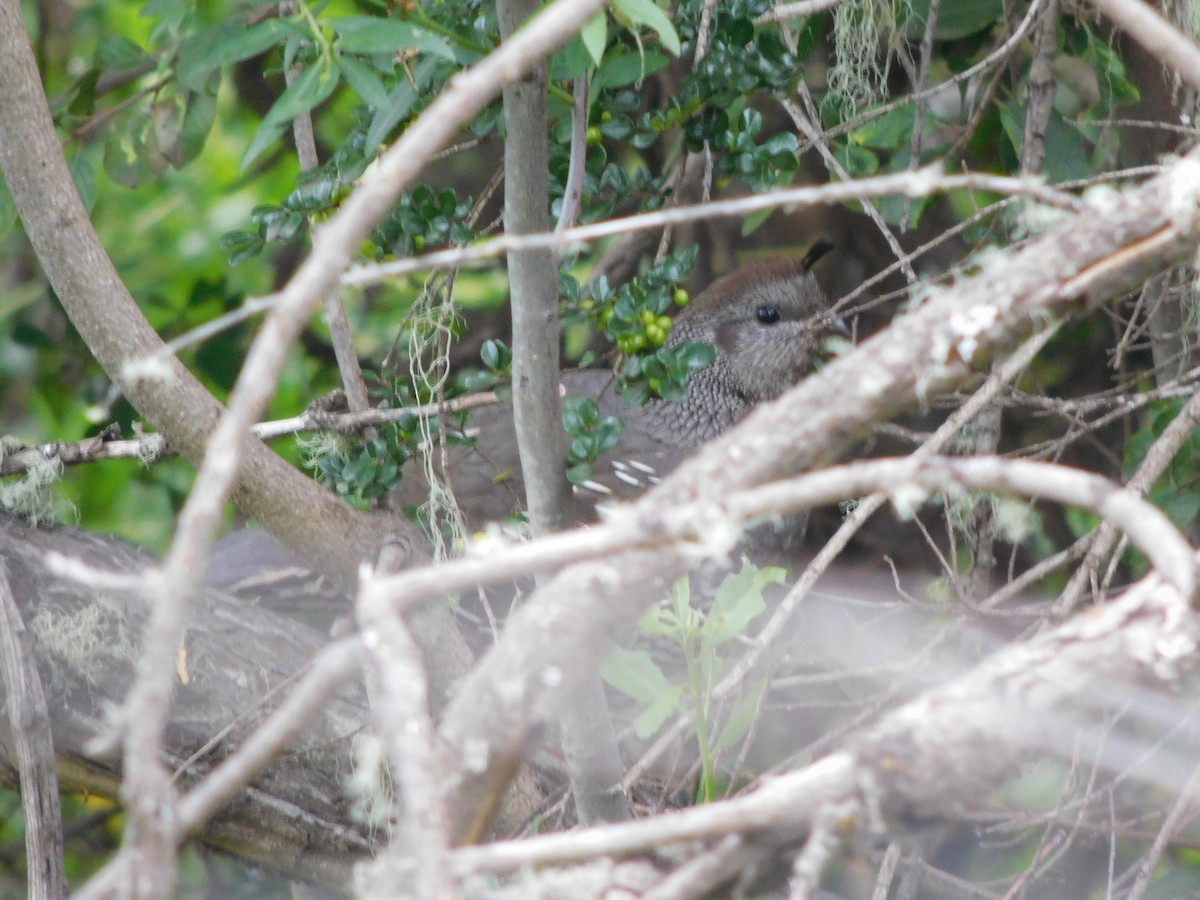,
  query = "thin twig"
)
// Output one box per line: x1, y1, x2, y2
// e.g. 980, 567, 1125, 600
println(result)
112, 1, 606, 890
0, 559, 67, 899
756, 0, 845, 24
358, 547, 451, 898
343, 167, 1085, 289
1089, 0, 1200, 93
